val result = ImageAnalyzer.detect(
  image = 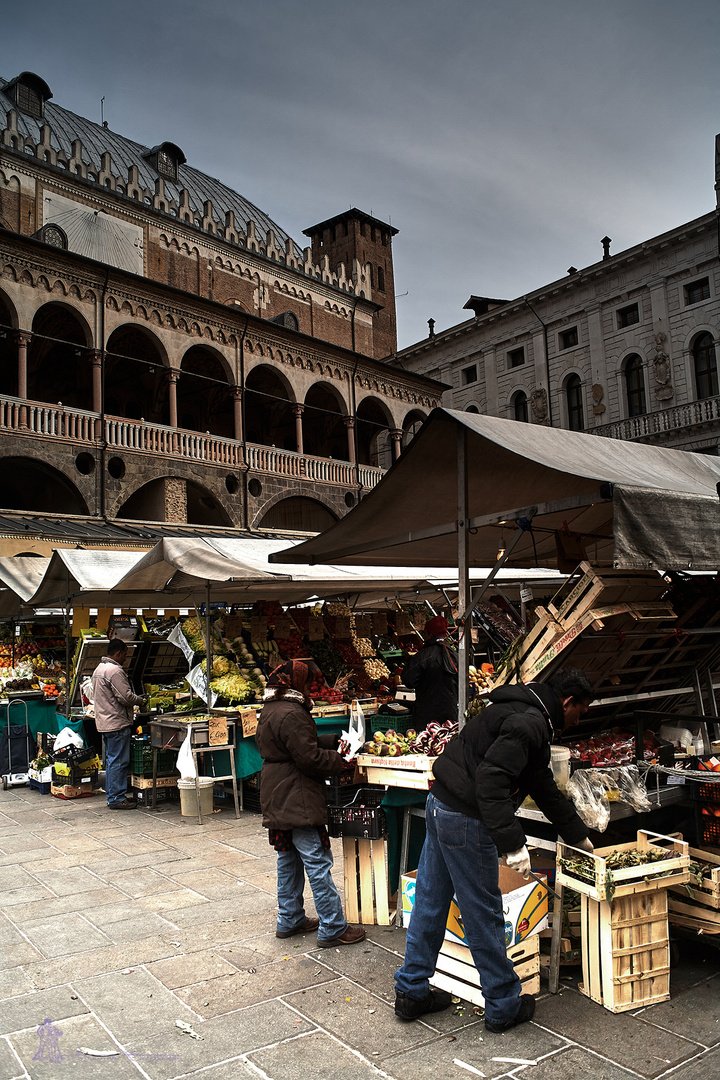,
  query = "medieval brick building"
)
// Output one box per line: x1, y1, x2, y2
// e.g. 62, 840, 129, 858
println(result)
0, 71, 442, 546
